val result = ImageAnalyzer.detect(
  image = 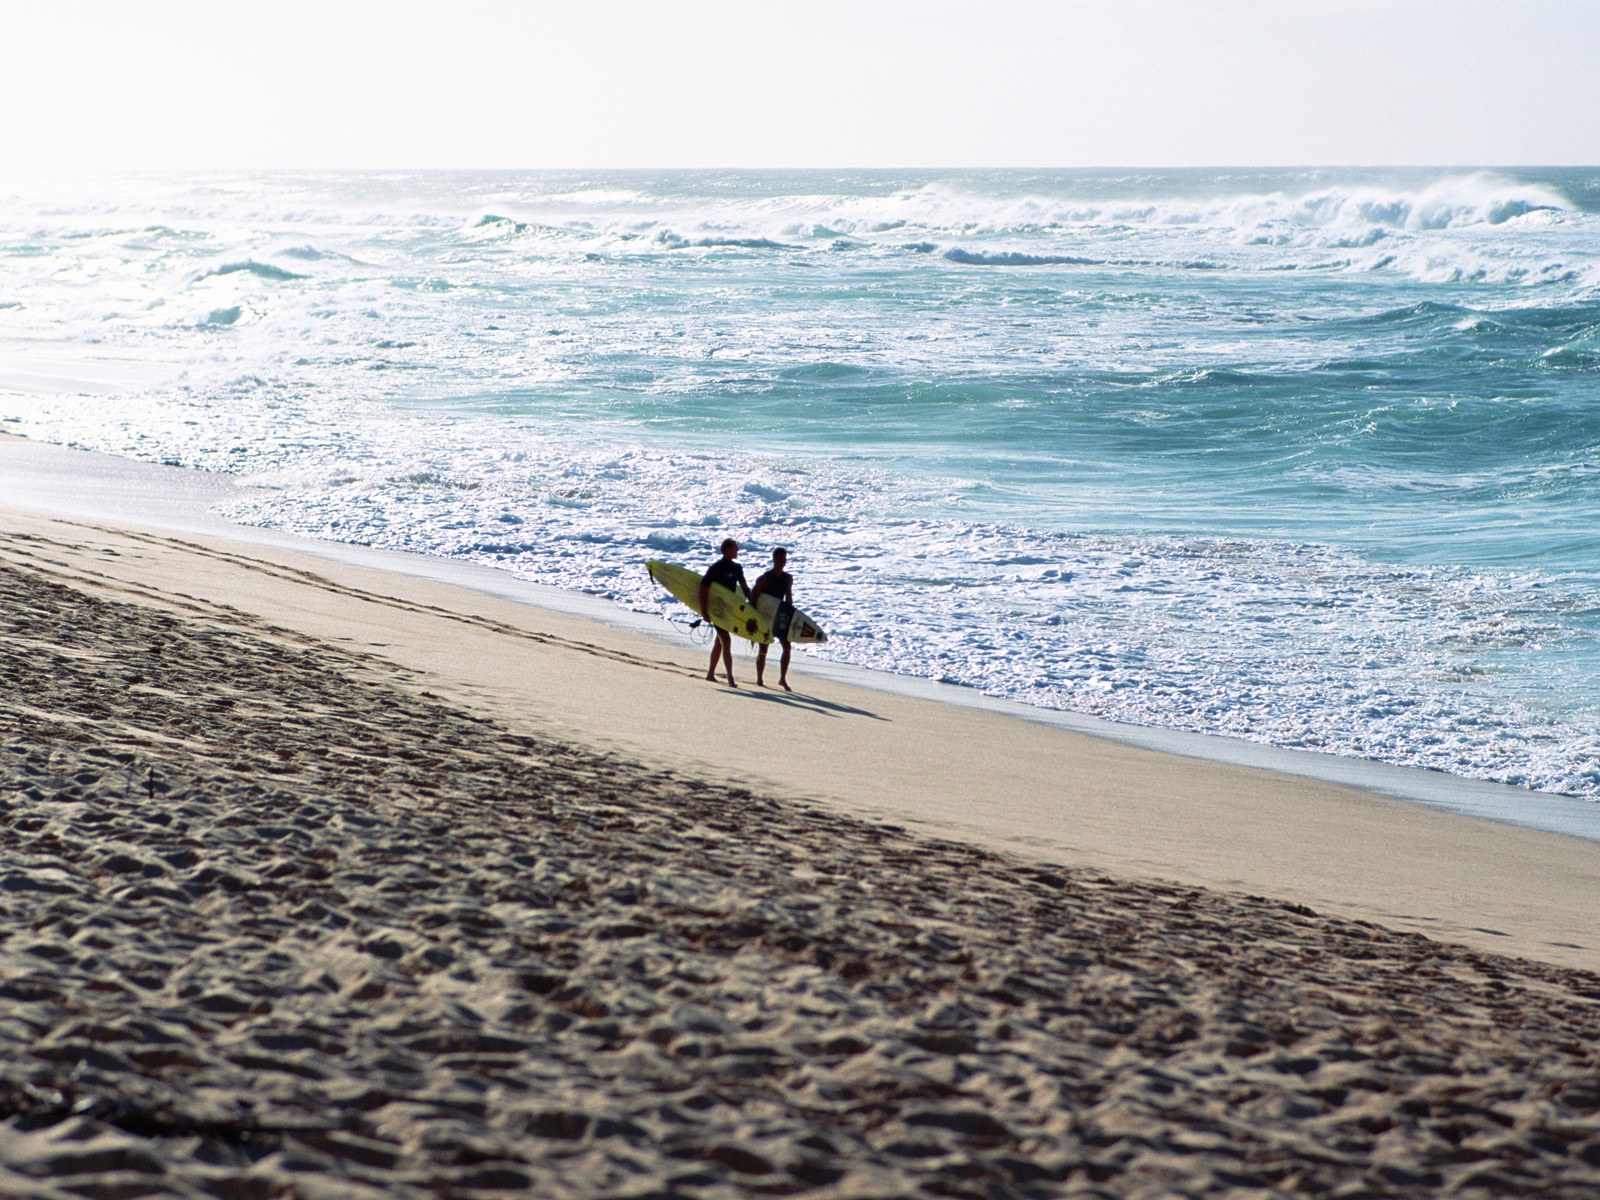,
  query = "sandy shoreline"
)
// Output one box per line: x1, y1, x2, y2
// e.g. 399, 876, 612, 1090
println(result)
6, 453, 1600, 1193
6, 515, 1600, 1198
6, 497, 1600, 973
